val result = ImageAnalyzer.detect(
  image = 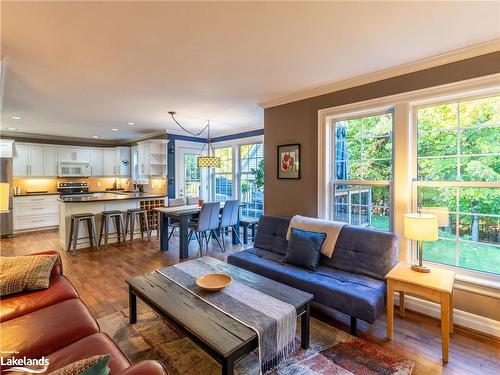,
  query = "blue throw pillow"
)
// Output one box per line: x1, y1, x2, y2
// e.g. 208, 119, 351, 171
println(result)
283, 227, 326, 271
